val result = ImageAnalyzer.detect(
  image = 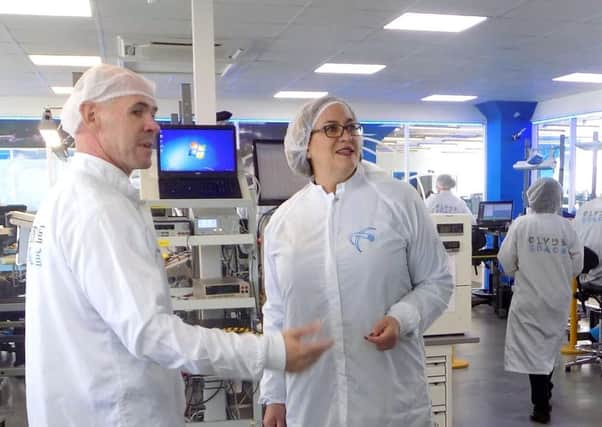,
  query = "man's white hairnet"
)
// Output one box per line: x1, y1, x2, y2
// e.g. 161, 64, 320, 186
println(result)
436, 174, 456, 190
284, 96, 358, 177
61, 64, 156, 136
527, 177, 562, 213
